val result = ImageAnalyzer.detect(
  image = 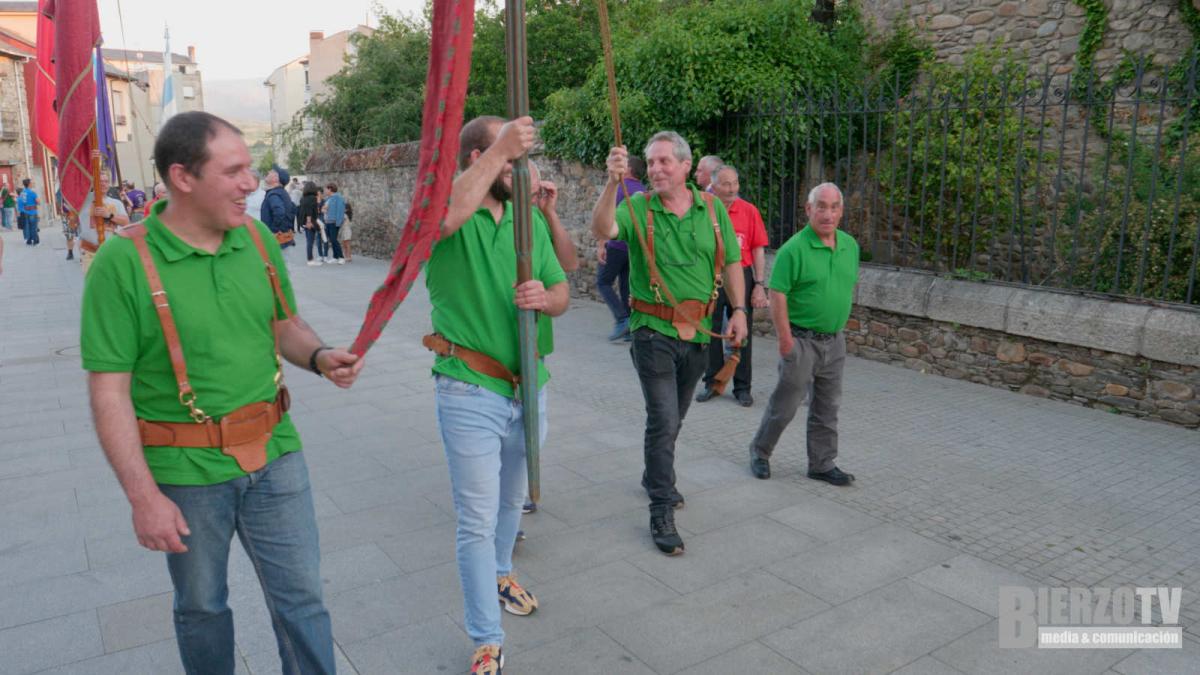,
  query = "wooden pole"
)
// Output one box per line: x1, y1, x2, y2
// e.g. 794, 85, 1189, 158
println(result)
504, 0, 540, 503
91, 125, 104, 244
